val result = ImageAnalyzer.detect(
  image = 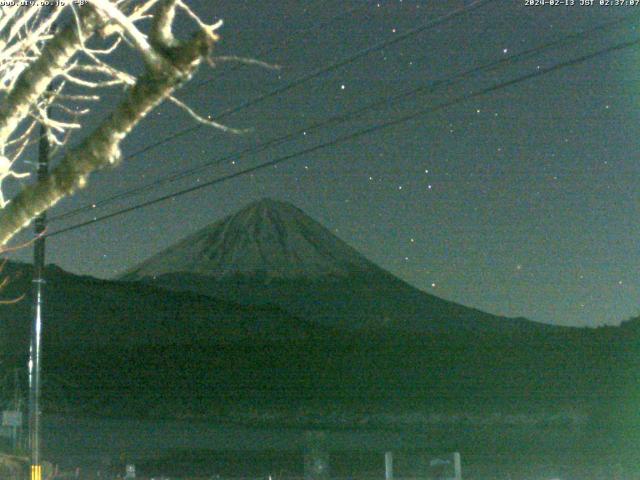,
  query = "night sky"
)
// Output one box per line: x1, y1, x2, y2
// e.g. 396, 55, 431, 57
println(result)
6, 0, 640, 327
